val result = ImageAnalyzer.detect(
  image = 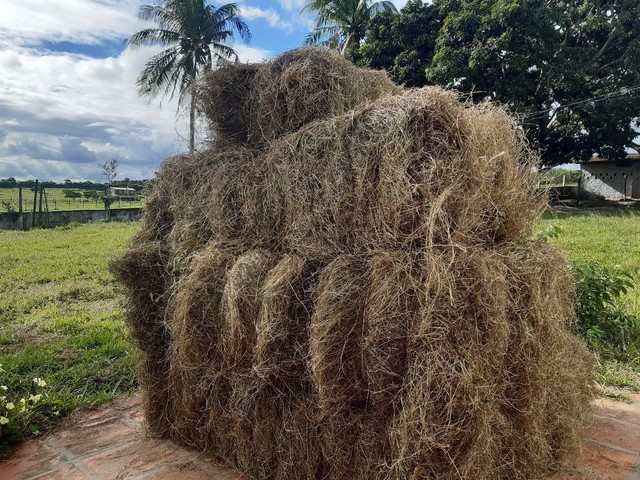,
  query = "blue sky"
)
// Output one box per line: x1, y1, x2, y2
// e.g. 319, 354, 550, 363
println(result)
0, 1, 407, 182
